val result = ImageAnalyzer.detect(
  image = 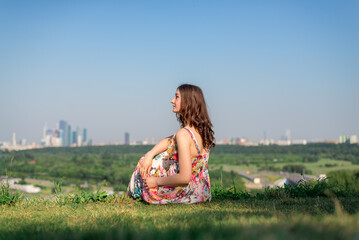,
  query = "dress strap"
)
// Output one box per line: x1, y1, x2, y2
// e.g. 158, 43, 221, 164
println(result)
183, 127, 201, 156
